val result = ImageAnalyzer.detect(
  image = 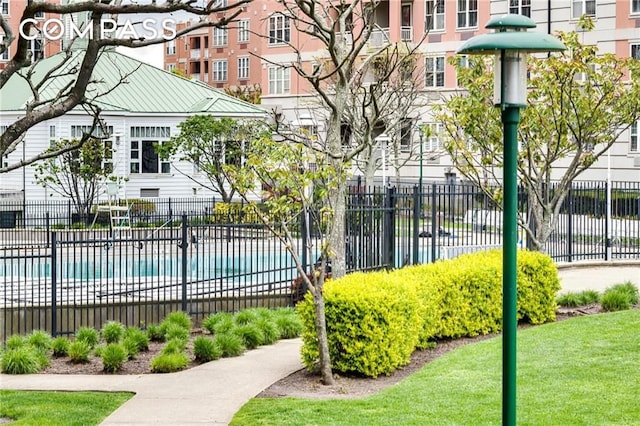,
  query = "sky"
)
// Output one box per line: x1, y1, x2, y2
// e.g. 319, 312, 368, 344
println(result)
117, 44, 164, 68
